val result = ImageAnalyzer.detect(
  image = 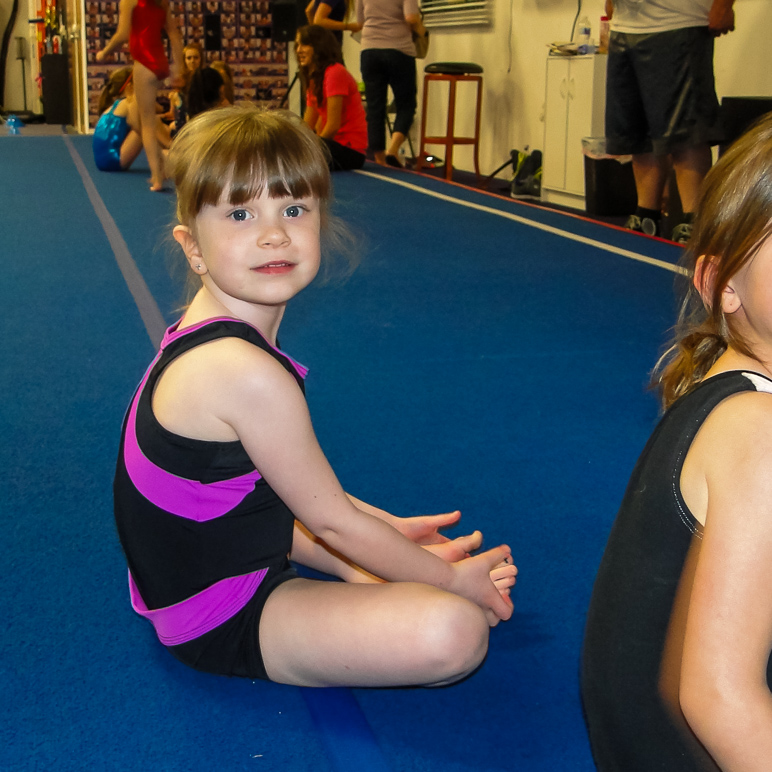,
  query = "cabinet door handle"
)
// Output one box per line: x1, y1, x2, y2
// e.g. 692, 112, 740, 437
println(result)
559, 77, 567, 99
568, 77, 575, 100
